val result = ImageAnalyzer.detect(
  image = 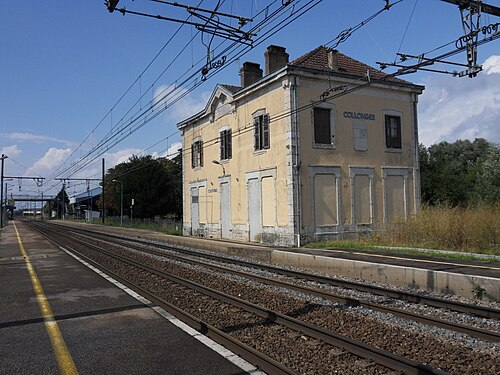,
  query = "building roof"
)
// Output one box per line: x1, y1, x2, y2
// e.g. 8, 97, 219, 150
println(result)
178, 46, 422, 130
289, 45, 409, 84
220, 84, 242, 94
69, 187, 102, 204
